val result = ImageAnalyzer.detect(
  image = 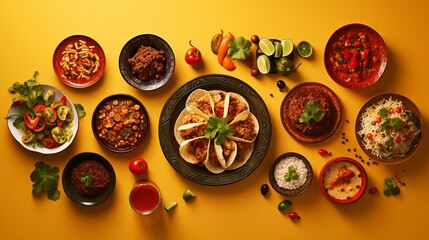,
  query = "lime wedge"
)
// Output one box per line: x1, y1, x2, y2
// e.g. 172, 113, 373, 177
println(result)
297, 41, 313, 58
257, 55, 270, 74
258, 38, 275, 56
183, 189, 196, 201
274, 41, 282, 58
280, 39, 294, 57
384, 178, 397, 189
164, 201, 178, 211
